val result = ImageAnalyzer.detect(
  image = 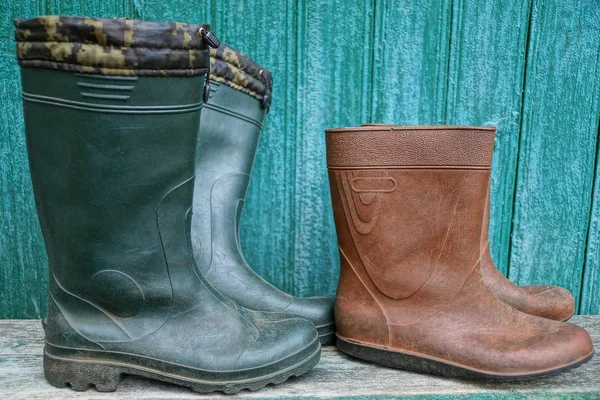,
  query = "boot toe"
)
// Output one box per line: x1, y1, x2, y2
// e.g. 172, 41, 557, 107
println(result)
464, 317, 594, 377
551, 322, 594, 366
235, 313, 320, 372
521, 285, 575, 321
525, 322, 595, 375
